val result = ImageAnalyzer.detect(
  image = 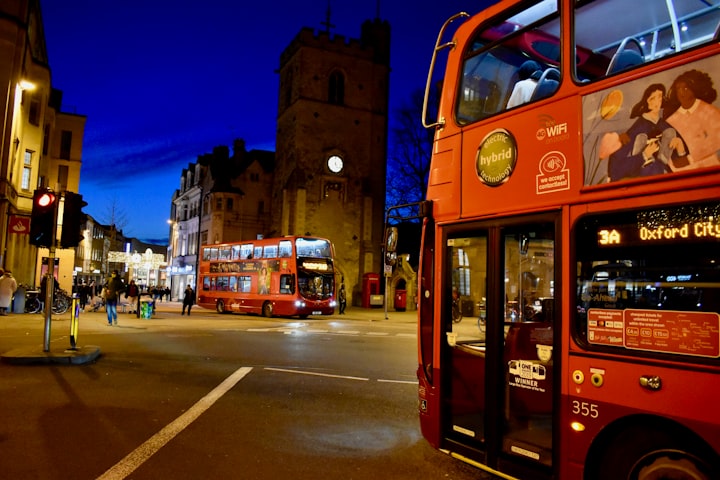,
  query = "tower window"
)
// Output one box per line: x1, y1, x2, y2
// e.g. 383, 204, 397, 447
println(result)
328, 71, 345, 105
